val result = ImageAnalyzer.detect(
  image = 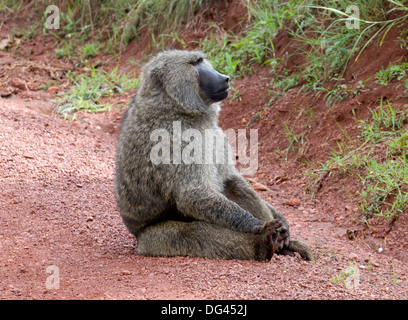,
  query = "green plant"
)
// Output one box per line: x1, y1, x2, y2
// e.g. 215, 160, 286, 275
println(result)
264, 57, 301, 102
283, 122, 304, 160
330, 273, 343, 284
375, 63, 408, 86
307, 0, 405, 66
330, 267, 358, 288
56, 40, 75, 59
359, 158, 408, 218
229, 87, 241, 102
54, 67, 139, 119
360, 98, 407, 143
119, 0, 210, 49
320, 80, 366, 108
283, 0, 407, 104
387, 132, 408, 159
0, 0, 22, 13
151, 32, 187, 50
310, 99, 407, 219
82, 41, 103, 59
200, 0, 299, 78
